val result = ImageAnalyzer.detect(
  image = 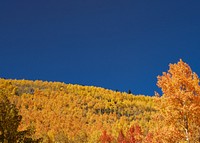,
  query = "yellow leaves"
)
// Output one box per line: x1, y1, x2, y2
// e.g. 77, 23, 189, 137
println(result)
0, 78, 157, 142
156, 59, 200, 142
